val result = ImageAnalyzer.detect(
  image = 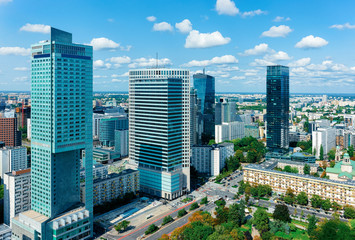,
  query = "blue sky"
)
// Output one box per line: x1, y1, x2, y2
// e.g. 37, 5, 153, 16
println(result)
0, 0, 355, 93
